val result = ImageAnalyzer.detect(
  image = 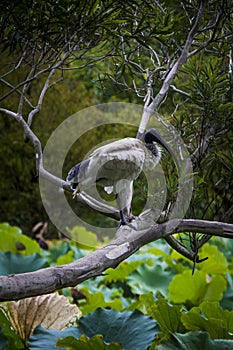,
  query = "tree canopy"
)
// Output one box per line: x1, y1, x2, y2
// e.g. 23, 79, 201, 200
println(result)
0, 0, 233, 348
0, 0, 232, 303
